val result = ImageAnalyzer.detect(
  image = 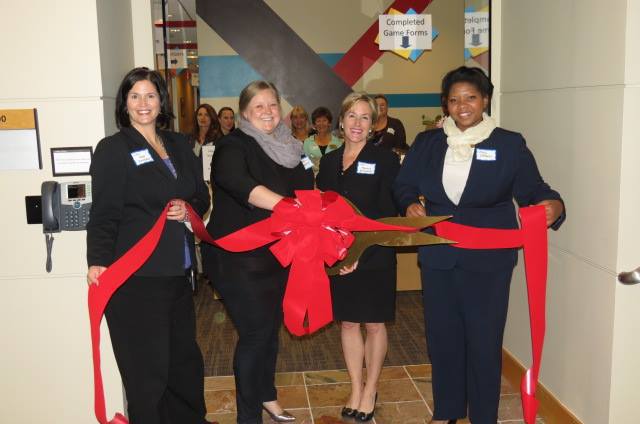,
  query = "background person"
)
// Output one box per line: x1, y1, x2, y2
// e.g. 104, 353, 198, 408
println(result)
317, 92, 400, 423
218, 106, 236, 135
303, 106, 342, 174
370, 94, 409, 154
289, 105, 312, 142
86, 67, 211, 424
201, 81, 314, 424
394, 66, 565, 424
190, 103, 222, 156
